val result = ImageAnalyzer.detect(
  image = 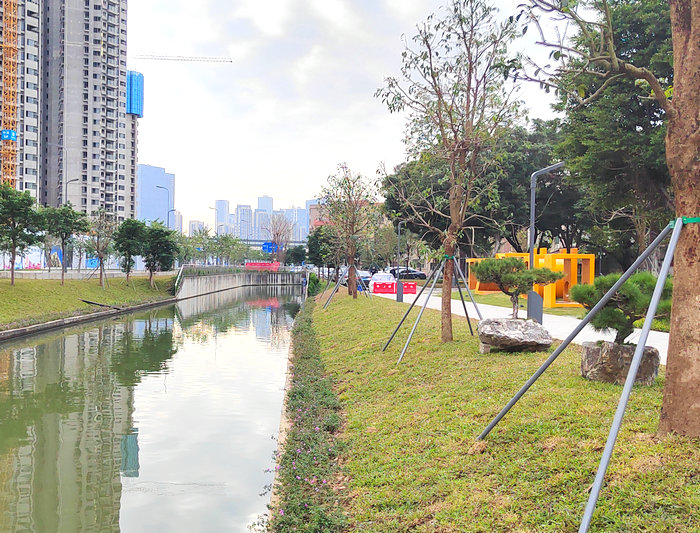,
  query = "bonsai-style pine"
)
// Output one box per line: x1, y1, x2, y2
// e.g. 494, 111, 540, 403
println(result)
471, 257, 563, 318
570, 272, 672, 345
